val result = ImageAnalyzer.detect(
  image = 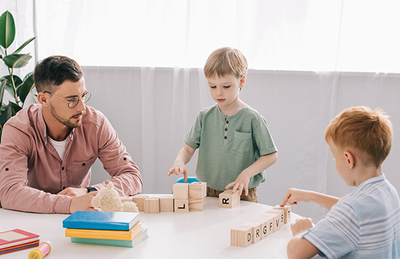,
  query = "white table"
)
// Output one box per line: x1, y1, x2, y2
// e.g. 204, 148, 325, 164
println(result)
0, 197, 314, 259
